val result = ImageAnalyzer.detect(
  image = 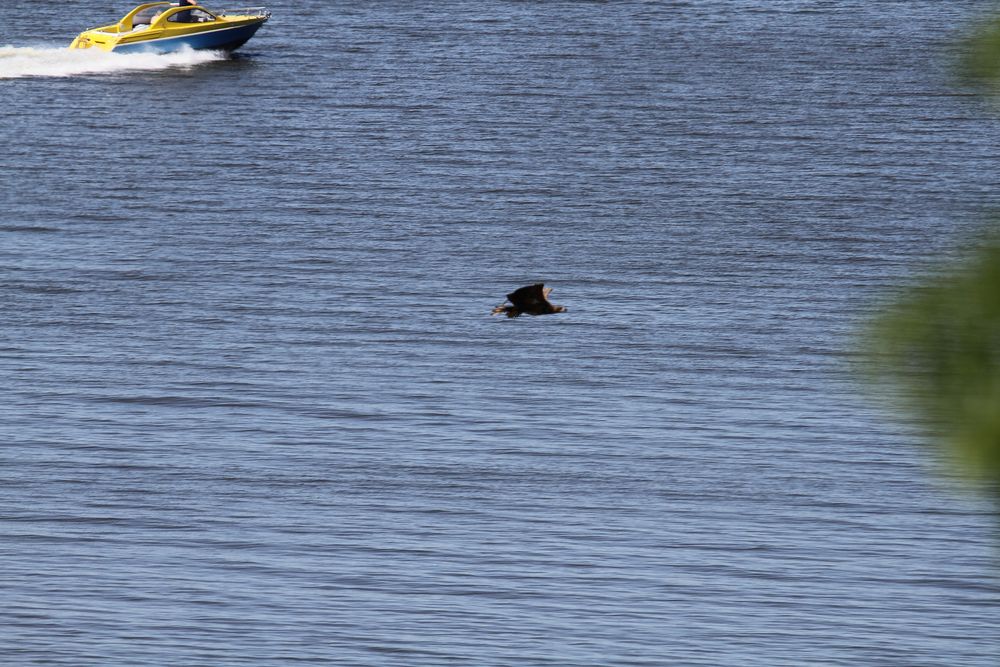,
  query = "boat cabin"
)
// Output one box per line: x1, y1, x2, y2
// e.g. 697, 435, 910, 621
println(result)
132, 3, 218, 27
